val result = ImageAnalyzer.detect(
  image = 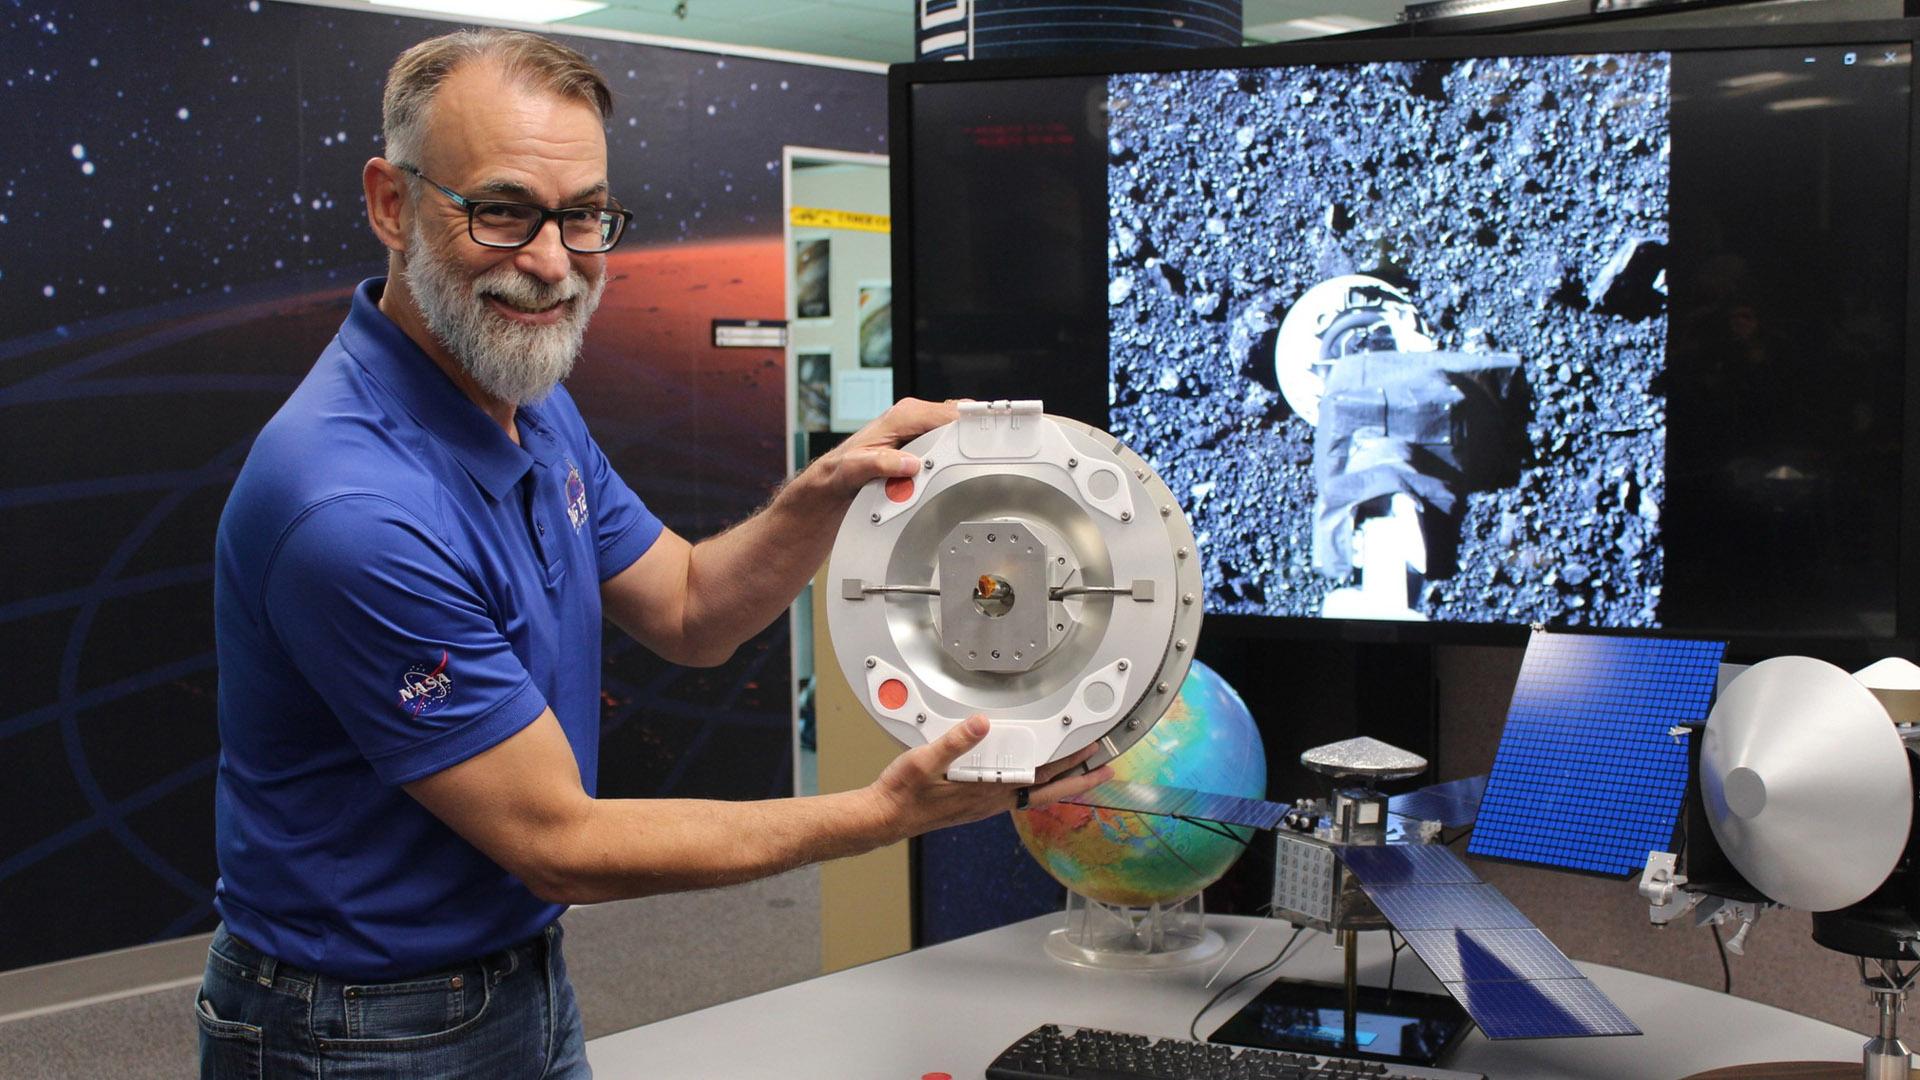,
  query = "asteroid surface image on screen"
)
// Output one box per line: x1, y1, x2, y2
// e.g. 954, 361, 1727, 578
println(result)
1107, 53, 1670, 627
